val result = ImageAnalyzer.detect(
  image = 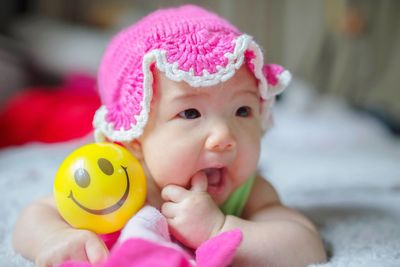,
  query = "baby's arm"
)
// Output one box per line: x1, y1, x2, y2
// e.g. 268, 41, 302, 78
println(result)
12, 196, 108, 267
220, 175, 327, 267
161, 173, 326, 266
